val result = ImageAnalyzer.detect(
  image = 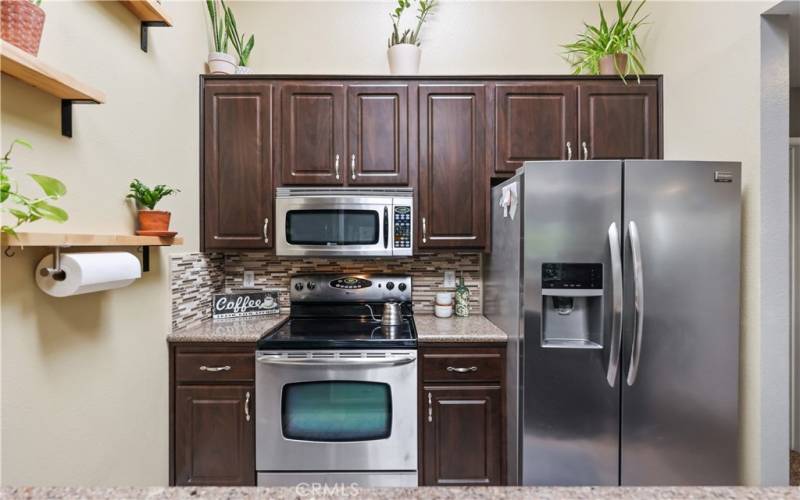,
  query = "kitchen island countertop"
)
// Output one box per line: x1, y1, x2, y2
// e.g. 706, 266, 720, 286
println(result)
5, 486, 798, 499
